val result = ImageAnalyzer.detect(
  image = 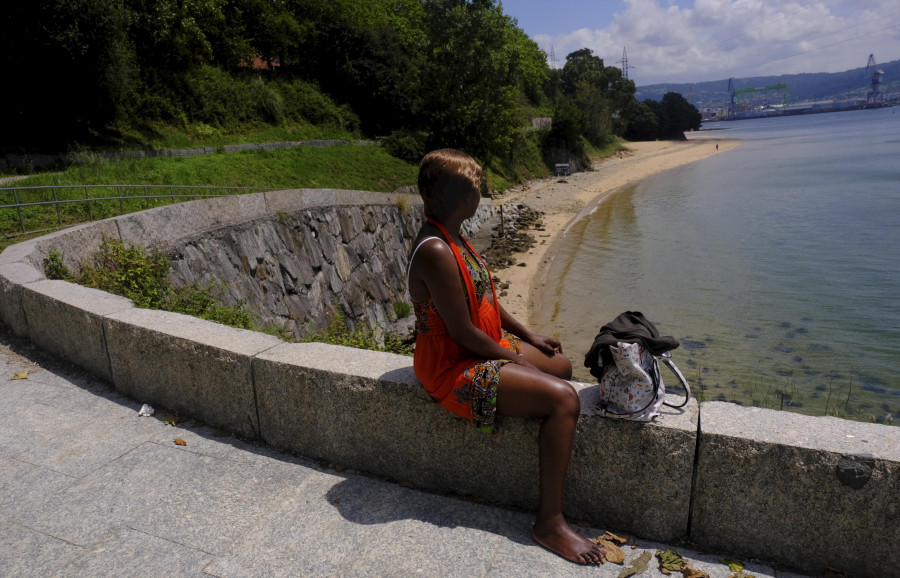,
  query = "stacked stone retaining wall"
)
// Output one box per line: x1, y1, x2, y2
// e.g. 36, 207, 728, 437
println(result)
0, 190, 897, 577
